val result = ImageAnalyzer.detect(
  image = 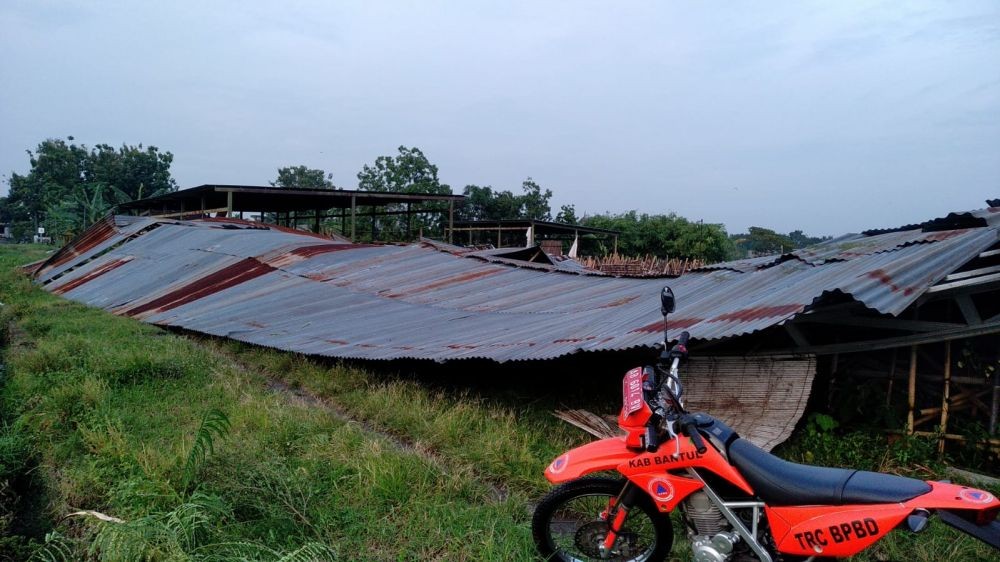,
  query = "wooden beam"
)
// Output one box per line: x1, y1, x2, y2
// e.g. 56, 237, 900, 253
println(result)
944, 264, 1000, 282
925, 271, 1000, 294
793, 315, 964, 333
784, 324, 810, 347
751, 319, 1000, 356
450, 226, 544, 232
955, 294, 982, 325
890, 430, 1000, 448
845, 369, 989, 386
978, 248, 1000, 259
152, 207, 228, 219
